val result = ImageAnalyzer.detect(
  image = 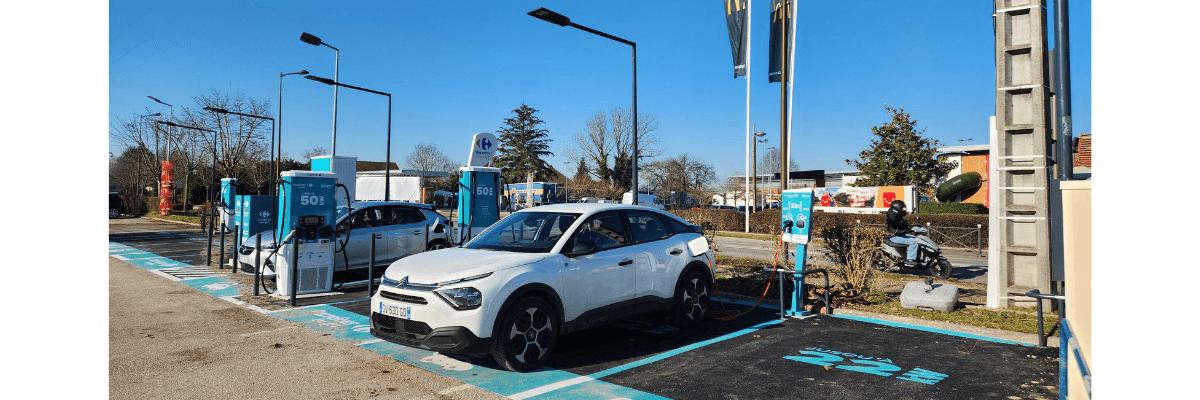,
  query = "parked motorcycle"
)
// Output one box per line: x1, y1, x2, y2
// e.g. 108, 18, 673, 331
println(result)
875, 225, 954, 279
